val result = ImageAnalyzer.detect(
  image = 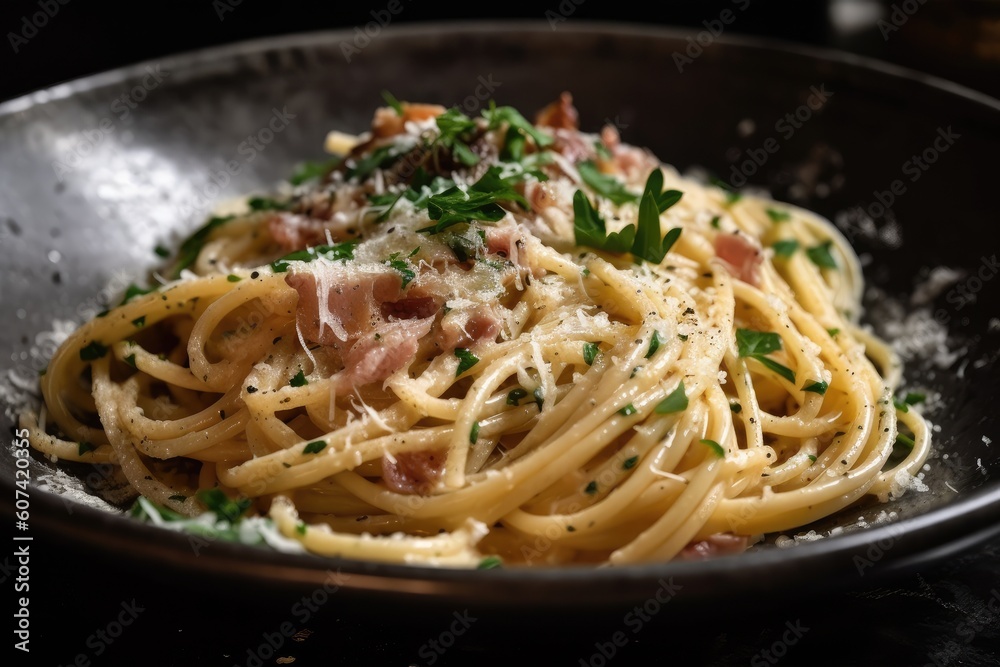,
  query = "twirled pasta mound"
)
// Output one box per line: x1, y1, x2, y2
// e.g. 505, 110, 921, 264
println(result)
24, 93, 930, 567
